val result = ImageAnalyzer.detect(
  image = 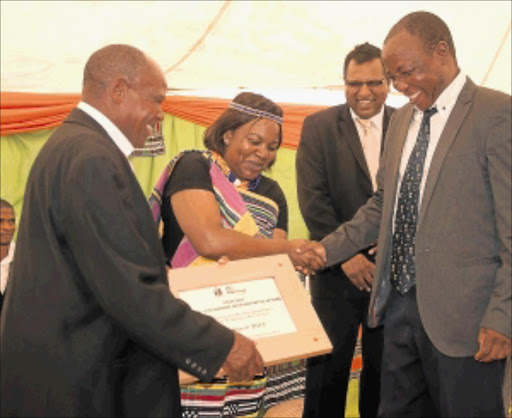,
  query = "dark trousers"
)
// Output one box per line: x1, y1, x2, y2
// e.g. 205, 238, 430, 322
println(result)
379, 286, 506, 418
303, 284, 384, 418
